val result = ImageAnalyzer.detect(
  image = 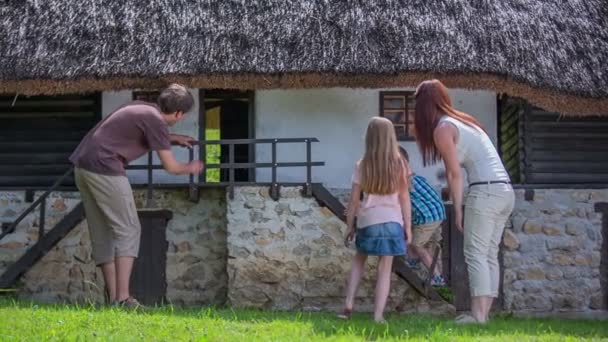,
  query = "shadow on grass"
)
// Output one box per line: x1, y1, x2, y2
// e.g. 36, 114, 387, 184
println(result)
2, 298, 608, 340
